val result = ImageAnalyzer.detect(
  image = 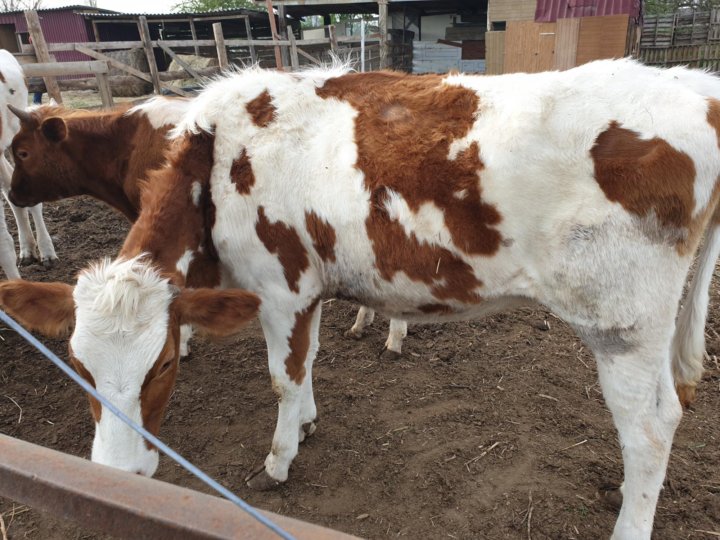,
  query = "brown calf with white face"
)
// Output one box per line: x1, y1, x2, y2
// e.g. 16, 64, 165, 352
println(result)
7, 98, 190, 221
